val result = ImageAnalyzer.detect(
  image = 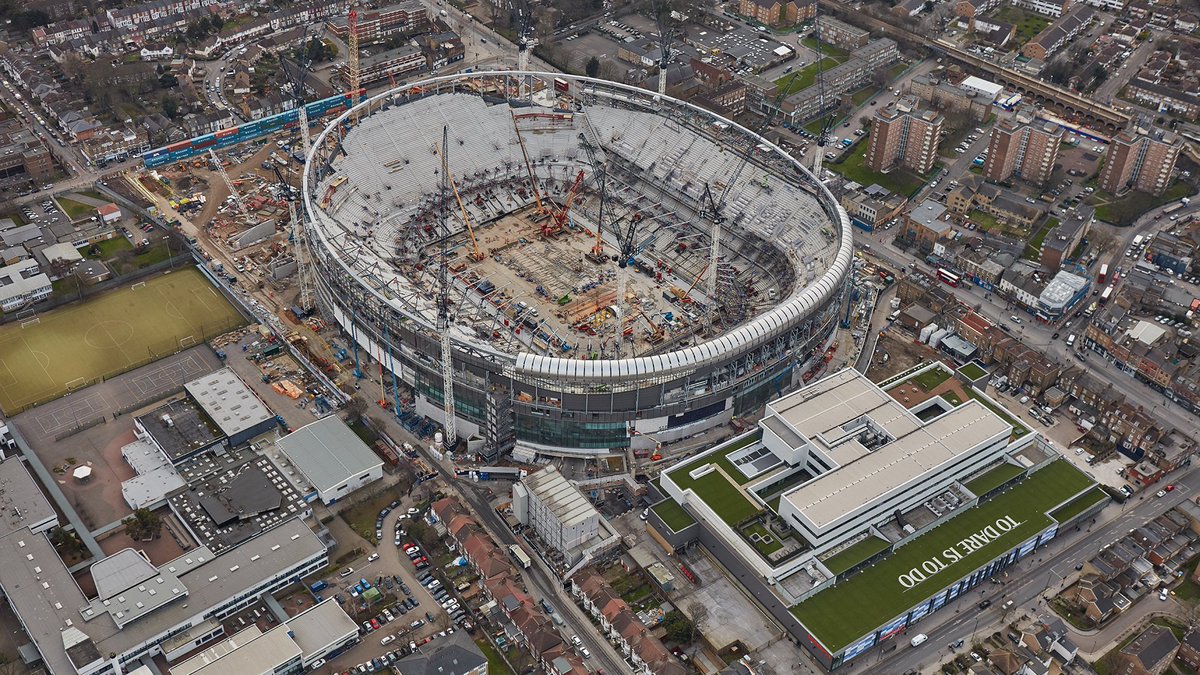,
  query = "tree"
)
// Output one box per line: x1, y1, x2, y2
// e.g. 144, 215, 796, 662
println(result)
210, 14, 224, 30
122, 508, 162, 541
11, 9, 50, 30
161, 95, 179, 119
49, 526, 85, 558
585, 56, 601, 78
343, 395, 369, 423
661, 610, 695, 643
